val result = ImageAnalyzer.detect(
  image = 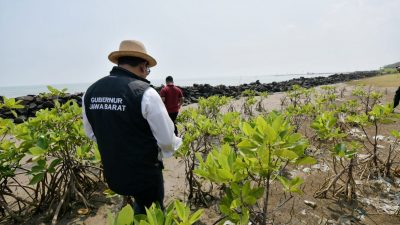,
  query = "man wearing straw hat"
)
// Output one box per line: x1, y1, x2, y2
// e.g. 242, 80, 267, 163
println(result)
82, 40, 181, 214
